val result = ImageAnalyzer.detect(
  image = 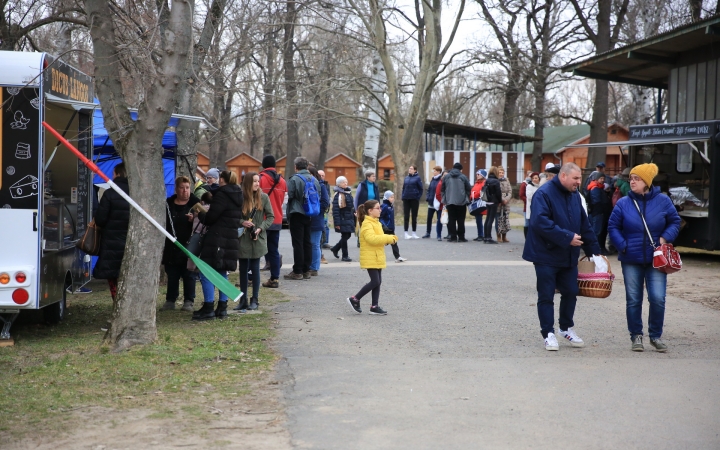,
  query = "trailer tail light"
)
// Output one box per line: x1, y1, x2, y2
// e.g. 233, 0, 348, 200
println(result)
0, 273, 9, 284
12, 288, 29, 304
15, 272, 26, 283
